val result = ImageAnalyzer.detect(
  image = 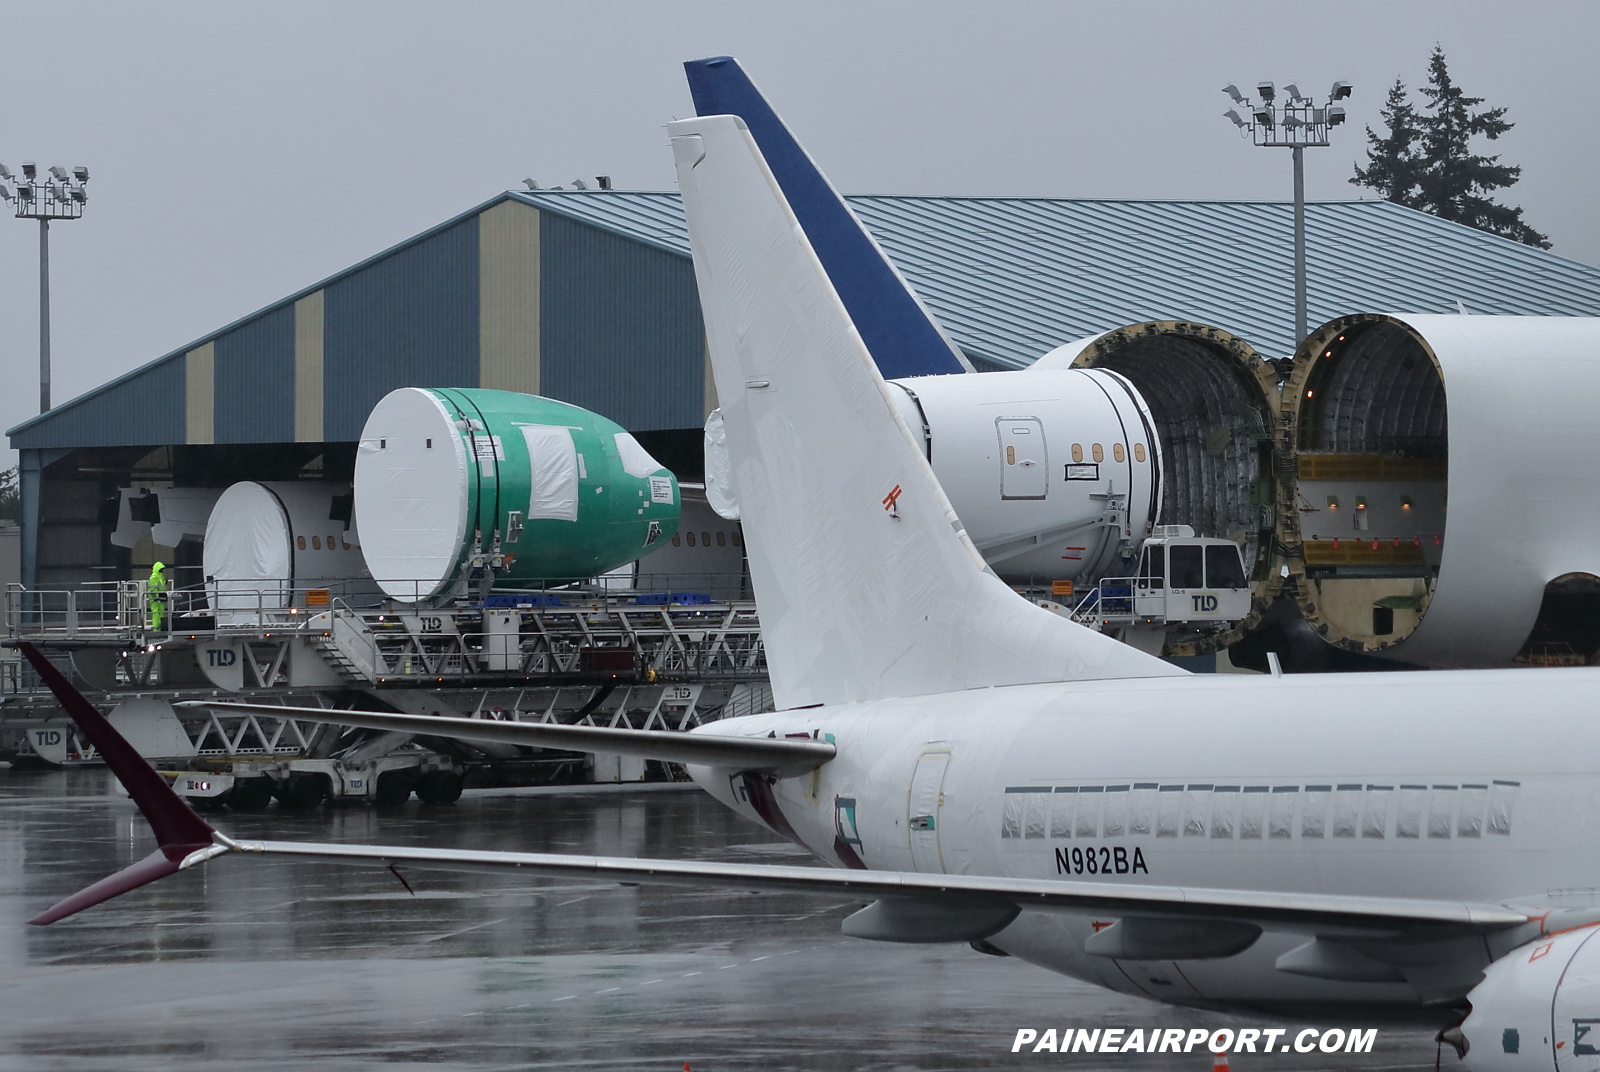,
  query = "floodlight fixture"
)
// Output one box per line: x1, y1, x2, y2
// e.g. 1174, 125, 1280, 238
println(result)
1216, 79, 1353, 348
0, 164, 11, 180
570, 178, 588, 190
7, 158, 91, 414
522, 178, 540, 190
